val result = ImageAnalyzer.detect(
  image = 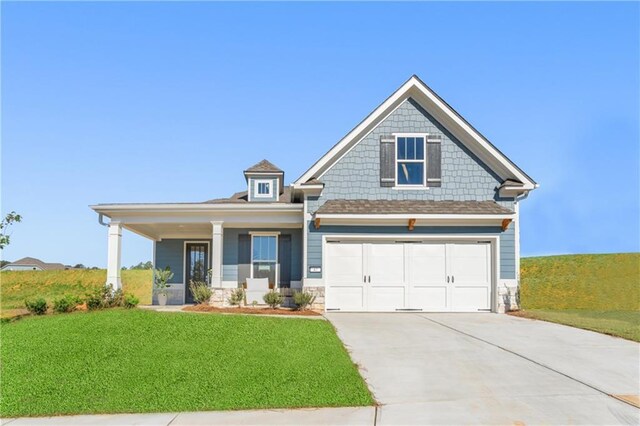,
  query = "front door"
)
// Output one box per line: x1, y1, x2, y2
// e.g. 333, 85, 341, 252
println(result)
185, 243, 209, 304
